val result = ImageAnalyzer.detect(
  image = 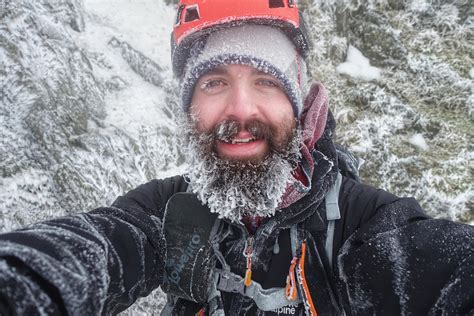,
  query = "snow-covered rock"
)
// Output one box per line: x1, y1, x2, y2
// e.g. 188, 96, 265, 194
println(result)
408, 134, 429, 151
336, 45, 381, 81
